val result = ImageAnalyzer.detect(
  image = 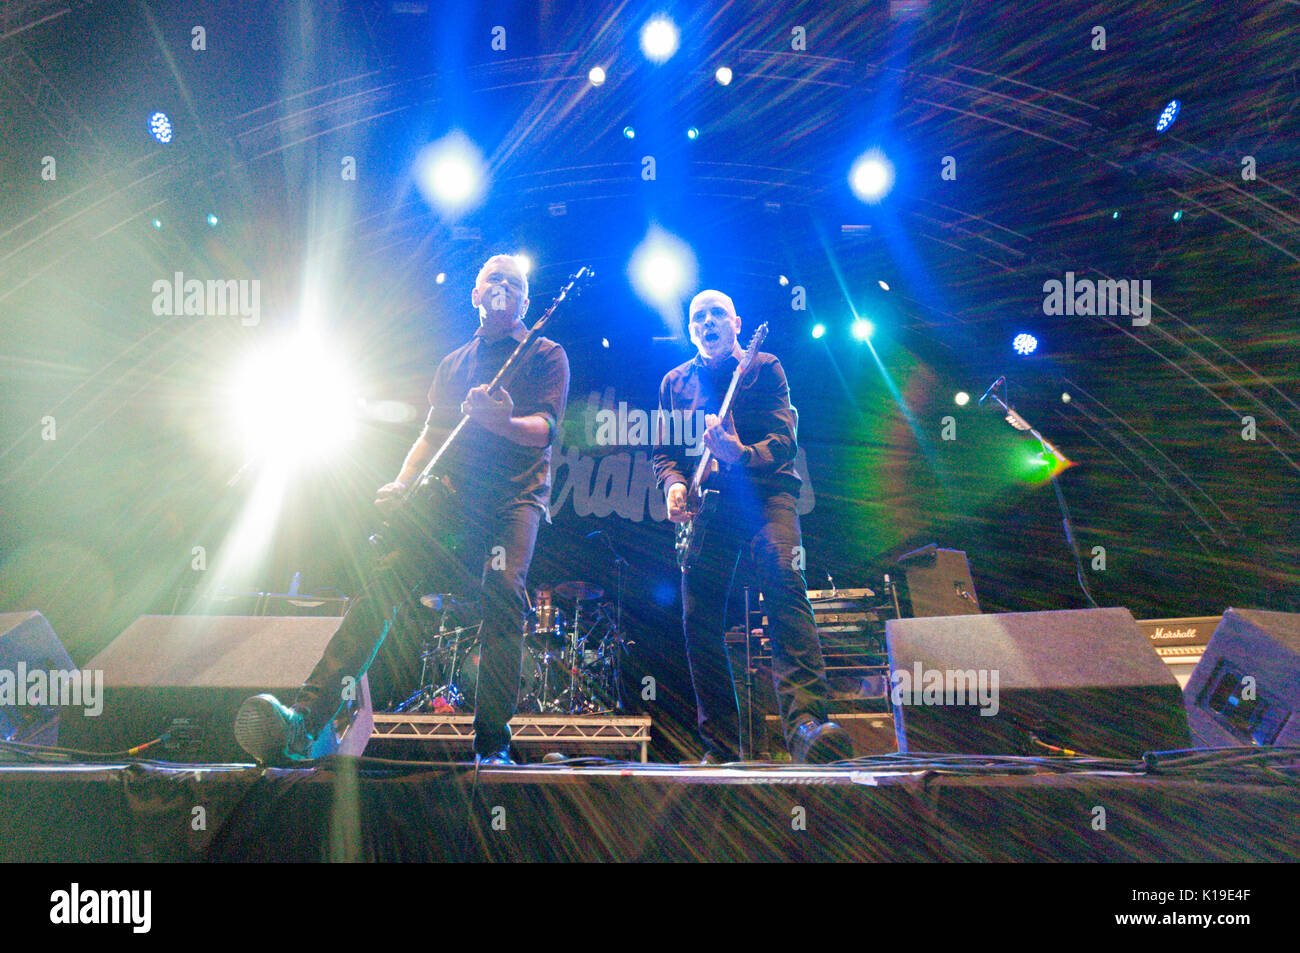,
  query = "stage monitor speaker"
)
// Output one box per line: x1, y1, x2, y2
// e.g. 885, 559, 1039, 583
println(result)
0, 611, 76, 747
885, 607, 1191, 758
59, 615, 371, 762
897, 545, 980, 617
1183, 608, 1300, 747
